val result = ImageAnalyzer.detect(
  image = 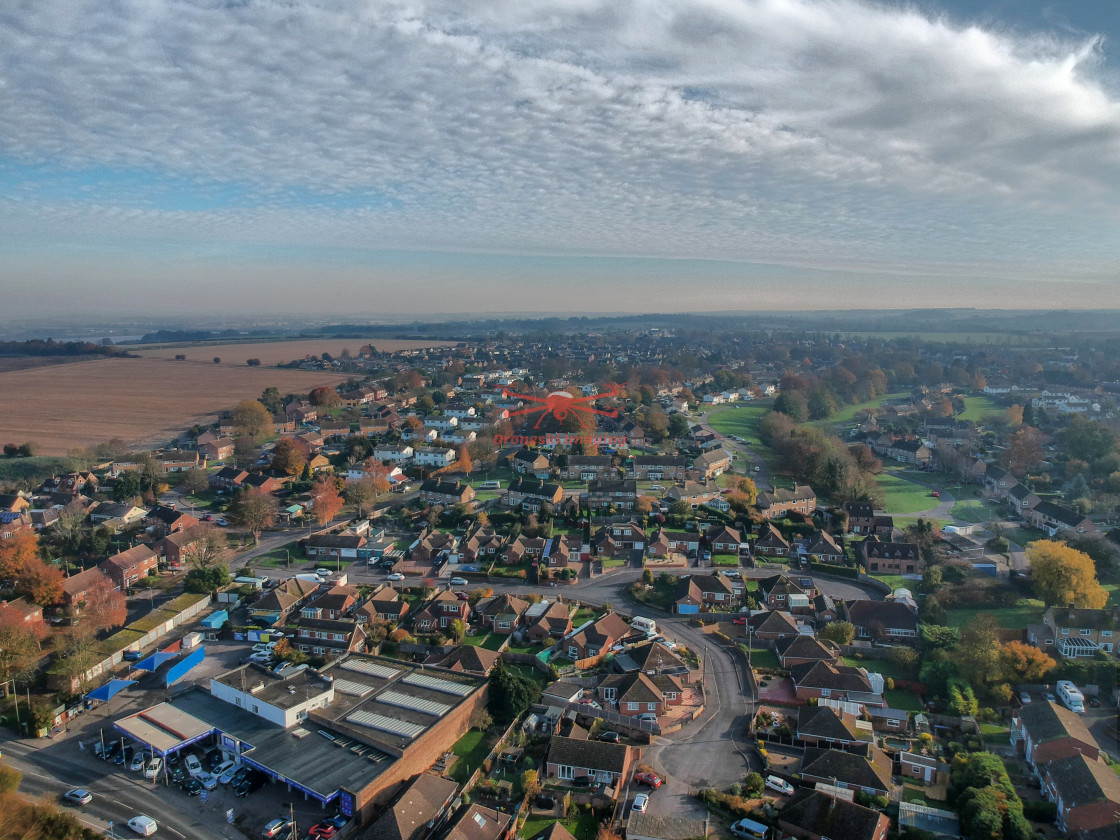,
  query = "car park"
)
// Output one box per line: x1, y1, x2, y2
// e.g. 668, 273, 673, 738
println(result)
180, 778, 202, 796
765, 775, 794, 796
262, 818, 294, 838
127, 815, 159, 836
63, 789, 93, 806
632, 793, 649, 813
635, 772, 662, 788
